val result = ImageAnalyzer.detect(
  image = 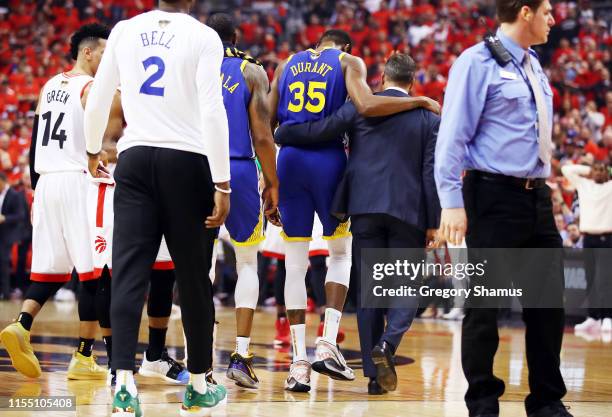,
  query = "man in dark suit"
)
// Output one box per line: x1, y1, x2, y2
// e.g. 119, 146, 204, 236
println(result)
0, 172, 26, 299
275, 53, 441, 395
